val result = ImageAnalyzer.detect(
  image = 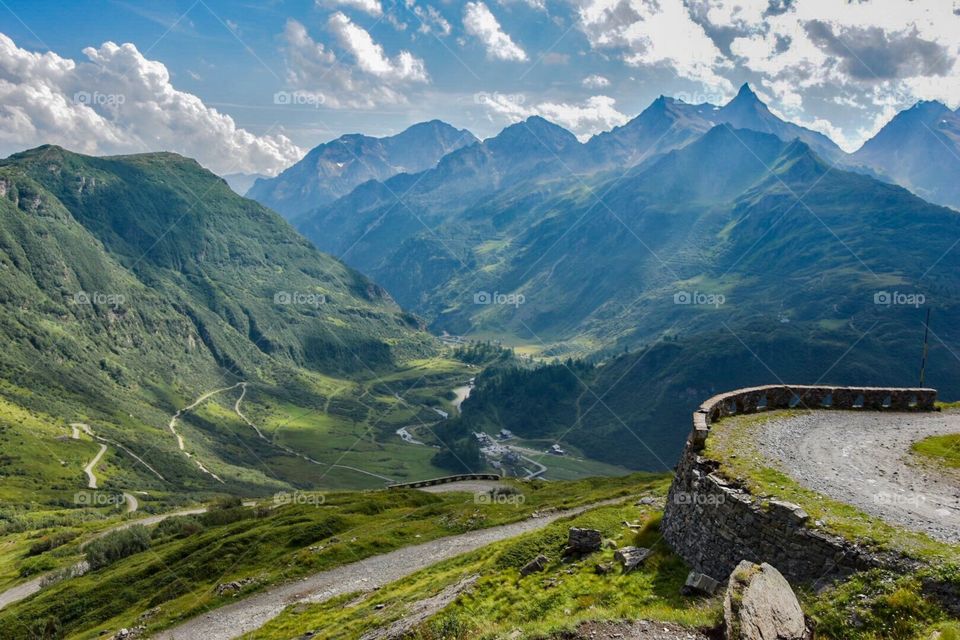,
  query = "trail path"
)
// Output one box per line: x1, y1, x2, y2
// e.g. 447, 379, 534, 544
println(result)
0, 507, 207, 611
167, 384, 247, 483
171, 382, 394, 485
755, 410, 960, 543
84, 443, 107, 489
154, 498, 624, 640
